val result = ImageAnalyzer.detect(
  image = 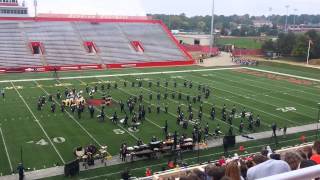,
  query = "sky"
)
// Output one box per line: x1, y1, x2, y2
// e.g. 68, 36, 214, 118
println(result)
23, 0, 320, 17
